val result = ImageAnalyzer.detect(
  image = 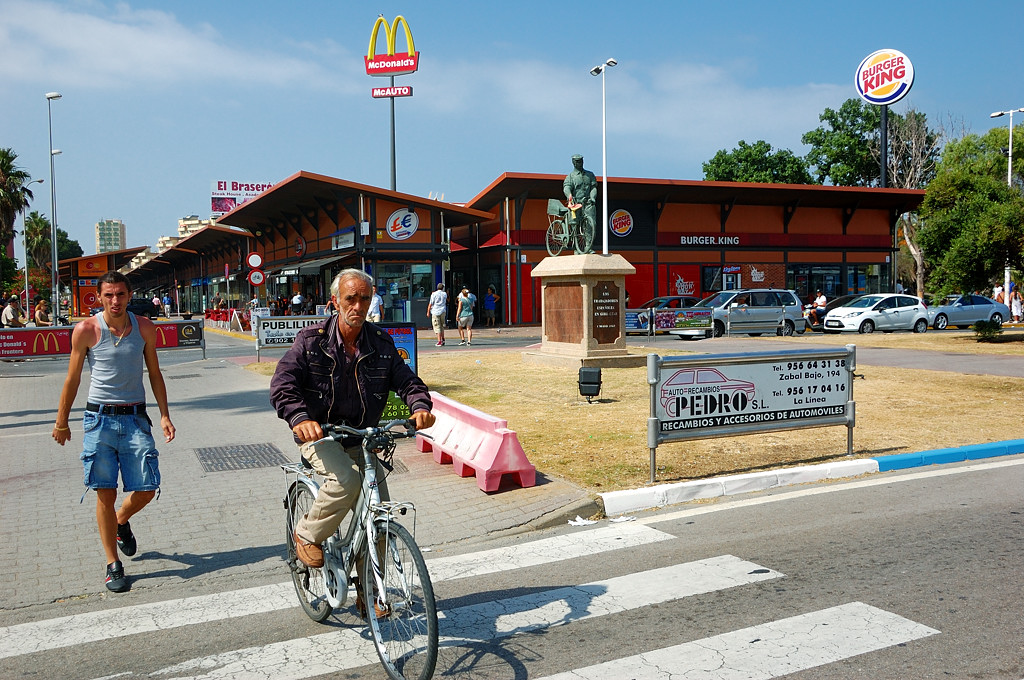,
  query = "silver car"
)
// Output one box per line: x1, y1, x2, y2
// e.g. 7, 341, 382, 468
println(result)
823, 294, 929, 334
928, 294, 1008, 330
692, 288, 806, 337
